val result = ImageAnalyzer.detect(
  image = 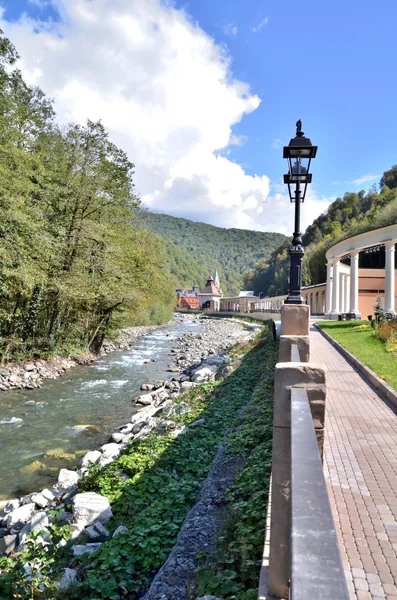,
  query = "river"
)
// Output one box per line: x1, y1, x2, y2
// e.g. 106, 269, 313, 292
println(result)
0, 316, 201, 500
